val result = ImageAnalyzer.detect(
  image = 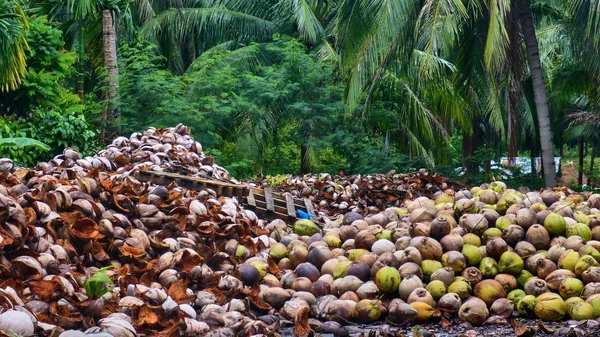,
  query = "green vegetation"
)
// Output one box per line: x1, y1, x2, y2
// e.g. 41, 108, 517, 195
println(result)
1, 0, 600, 189
85, 265, 114, 298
